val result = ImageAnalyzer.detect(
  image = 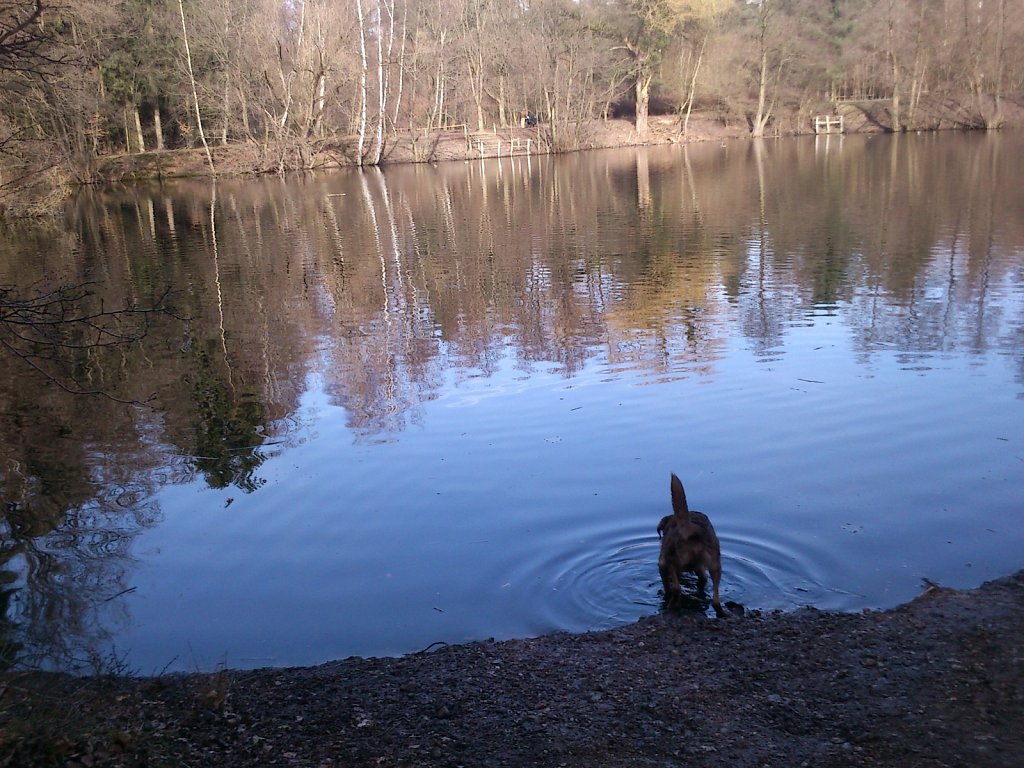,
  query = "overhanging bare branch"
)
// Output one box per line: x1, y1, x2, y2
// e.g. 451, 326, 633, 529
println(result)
0, 282, 187, 405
